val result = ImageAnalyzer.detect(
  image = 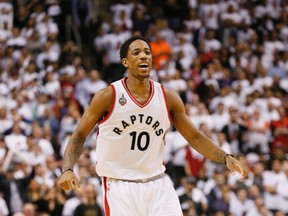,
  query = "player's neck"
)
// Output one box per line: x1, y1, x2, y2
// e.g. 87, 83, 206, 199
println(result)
125, 77, 151, 103
126, 77, 150, 94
